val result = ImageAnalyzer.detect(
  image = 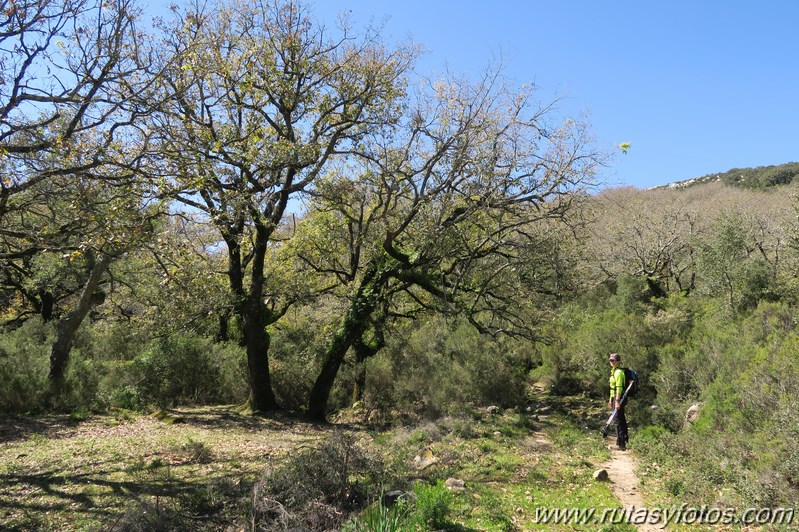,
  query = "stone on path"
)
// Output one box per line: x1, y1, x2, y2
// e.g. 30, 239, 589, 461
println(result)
593, 469, 609, 481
